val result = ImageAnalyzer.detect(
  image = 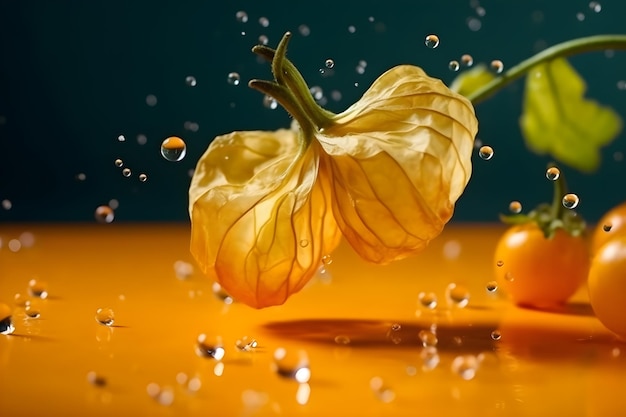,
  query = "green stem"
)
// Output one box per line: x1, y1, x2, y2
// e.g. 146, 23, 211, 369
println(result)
467, 35, 626, 105
550, 171, 567, 223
